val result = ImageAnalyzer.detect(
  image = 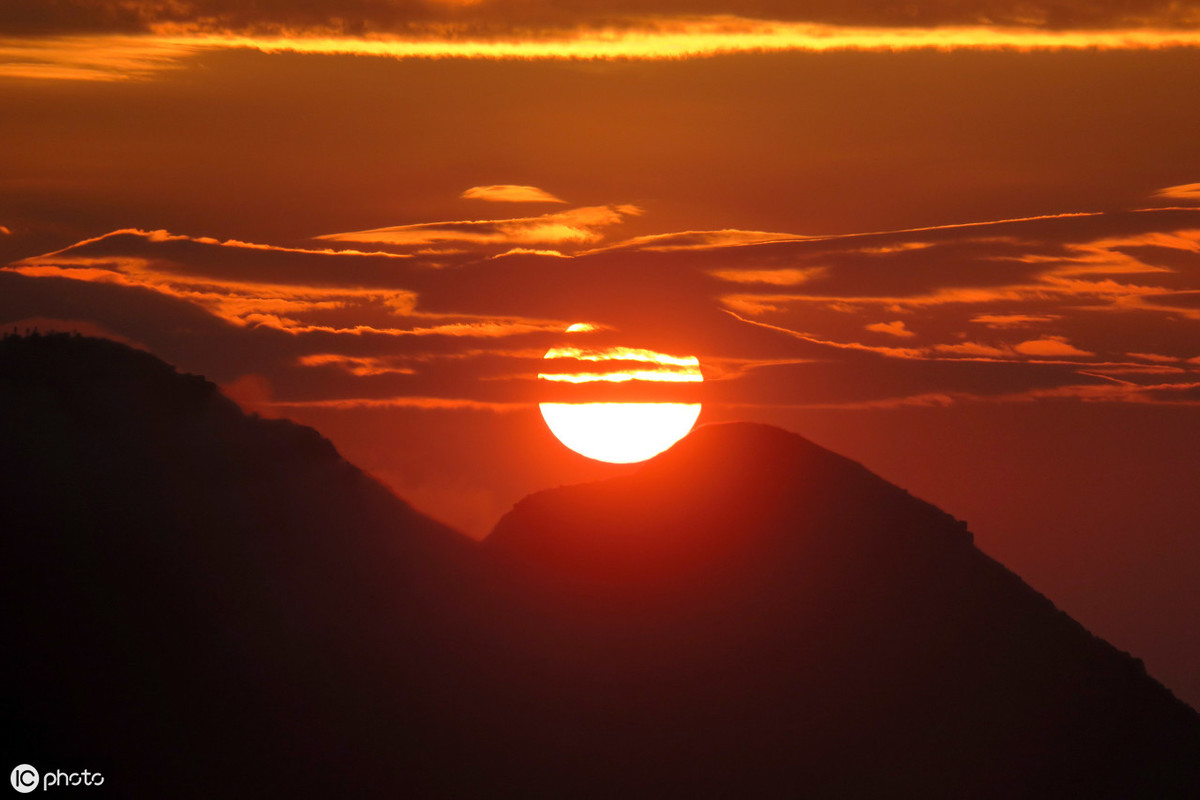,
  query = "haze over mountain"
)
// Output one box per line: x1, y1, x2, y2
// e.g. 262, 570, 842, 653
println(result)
3, 334, 1197, 798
